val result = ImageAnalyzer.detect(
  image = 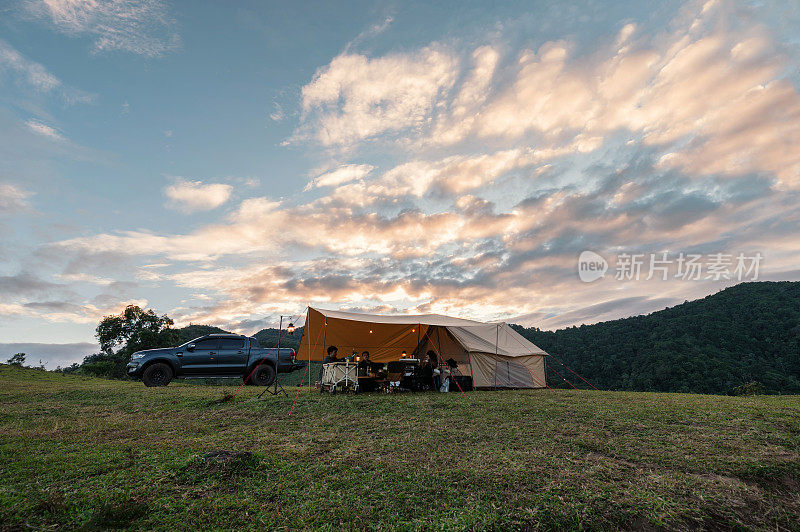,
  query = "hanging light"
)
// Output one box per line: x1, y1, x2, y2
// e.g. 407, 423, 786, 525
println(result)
401, 350, 407, 358
286, 322, 295, 335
